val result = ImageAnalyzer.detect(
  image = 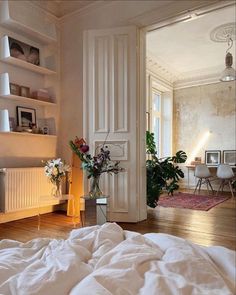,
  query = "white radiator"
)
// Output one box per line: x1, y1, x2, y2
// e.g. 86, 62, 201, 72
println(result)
0, 167, 55, 213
